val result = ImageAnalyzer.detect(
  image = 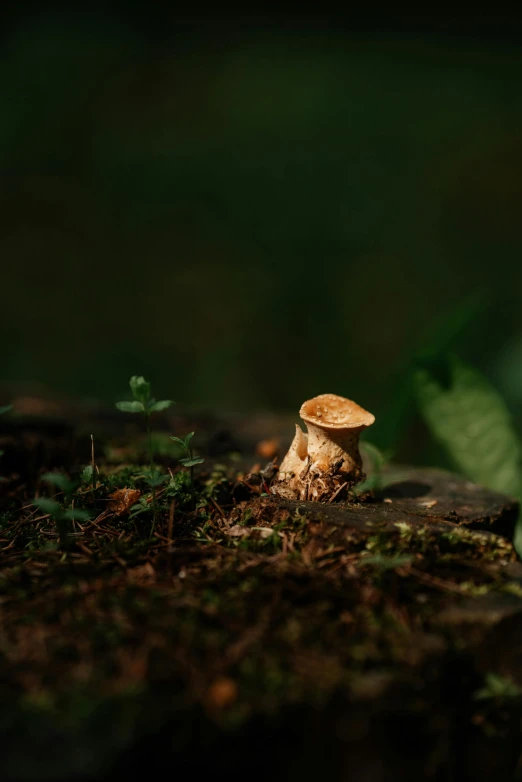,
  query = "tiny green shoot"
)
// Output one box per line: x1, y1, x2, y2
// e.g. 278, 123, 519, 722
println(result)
41, 472, 76, 504
116, 376, 174, 532
32, 496, 91, 550
171, 432, 205, 489
474, 672, 522, 701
